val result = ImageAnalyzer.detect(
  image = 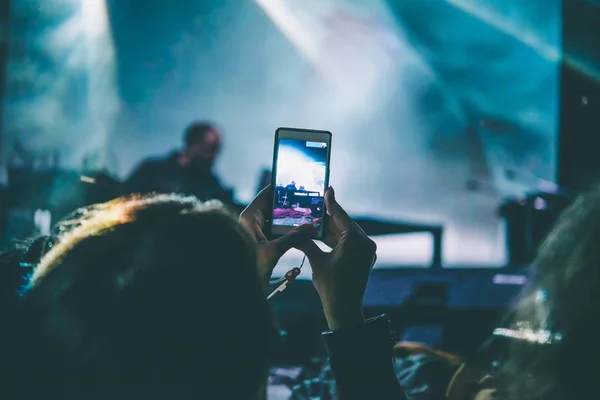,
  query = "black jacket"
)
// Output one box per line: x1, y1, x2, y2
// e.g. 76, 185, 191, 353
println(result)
323, 315, 407, 400
126, 152, 234, 204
